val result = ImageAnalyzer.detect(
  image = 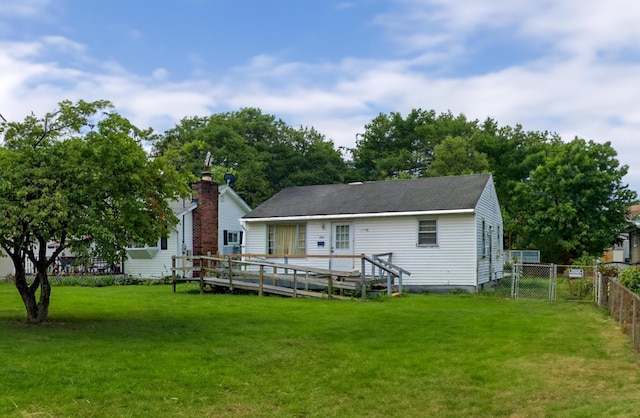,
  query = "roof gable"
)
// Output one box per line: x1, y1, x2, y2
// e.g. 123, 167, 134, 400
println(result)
244, 174, 492, 220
